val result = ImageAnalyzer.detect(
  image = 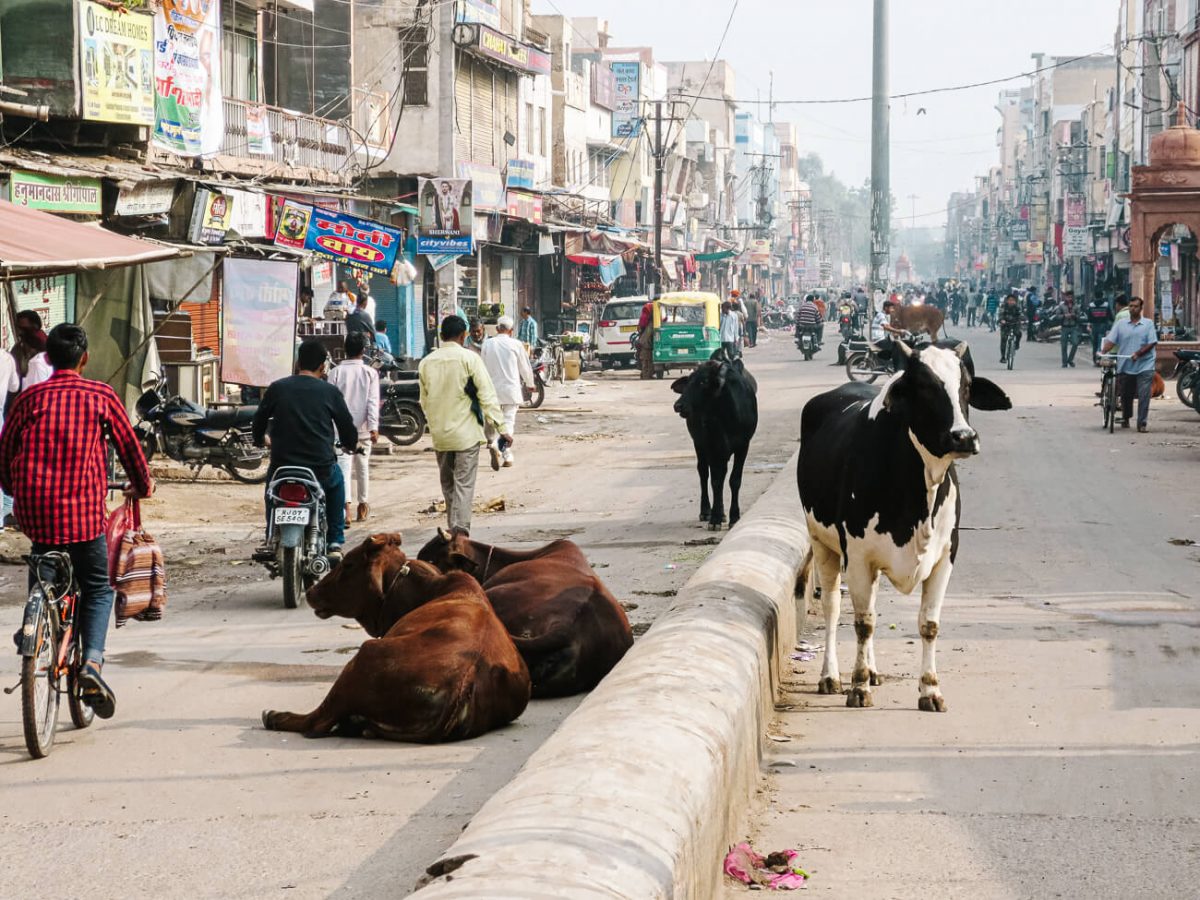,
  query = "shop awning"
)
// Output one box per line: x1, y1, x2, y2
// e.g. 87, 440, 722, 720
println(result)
695, 249, 738, 262
0, 200, 183, 278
